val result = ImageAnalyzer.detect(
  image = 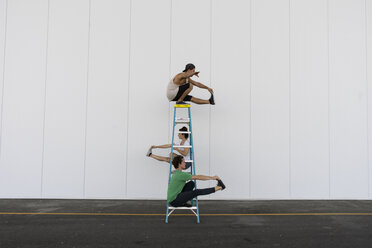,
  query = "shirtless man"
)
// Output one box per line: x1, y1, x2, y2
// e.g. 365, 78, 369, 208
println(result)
166, 63, 215, 105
